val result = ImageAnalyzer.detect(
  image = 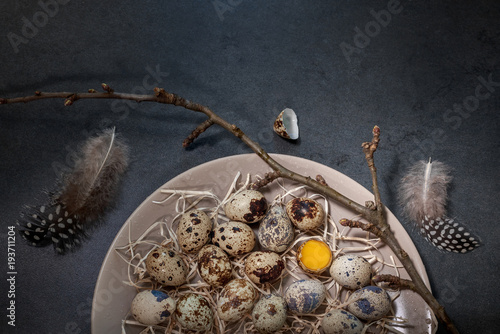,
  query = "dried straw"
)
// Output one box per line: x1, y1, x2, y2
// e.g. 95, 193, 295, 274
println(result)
116, 173, 409, 334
